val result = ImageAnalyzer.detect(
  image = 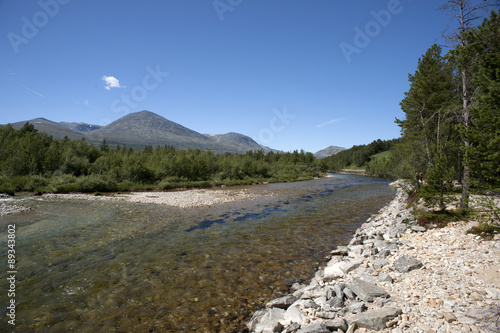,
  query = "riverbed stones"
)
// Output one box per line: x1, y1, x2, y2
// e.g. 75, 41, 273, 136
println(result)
0, 203, 31, 216
347, 307, 402, 330
296, 322, 331, 333
393, 255, 423, 273
349, 278, 389, 302
43, 188, 265, 208
254, 308, 285, 333
324, 317, 348, 331
266, 295, 297, 309
247, 180, 500, 333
